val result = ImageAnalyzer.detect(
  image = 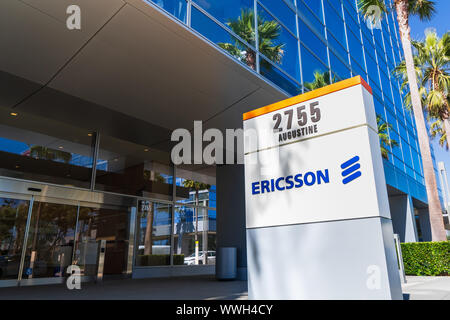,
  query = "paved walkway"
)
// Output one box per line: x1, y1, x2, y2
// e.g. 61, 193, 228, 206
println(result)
0, 275, 448, 300
402, 276, 450, 300
0, 276, 248, 300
